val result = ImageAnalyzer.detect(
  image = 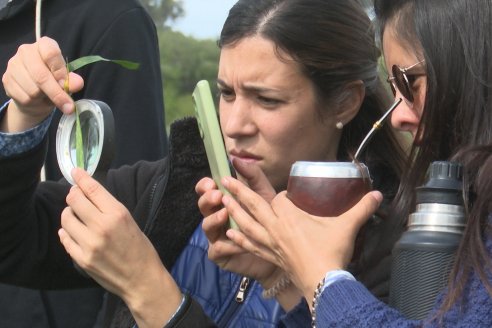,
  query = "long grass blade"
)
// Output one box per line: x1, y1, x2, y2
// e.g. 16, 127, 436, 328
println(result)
64, 63, 85, 169
68, 56, 140, 71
